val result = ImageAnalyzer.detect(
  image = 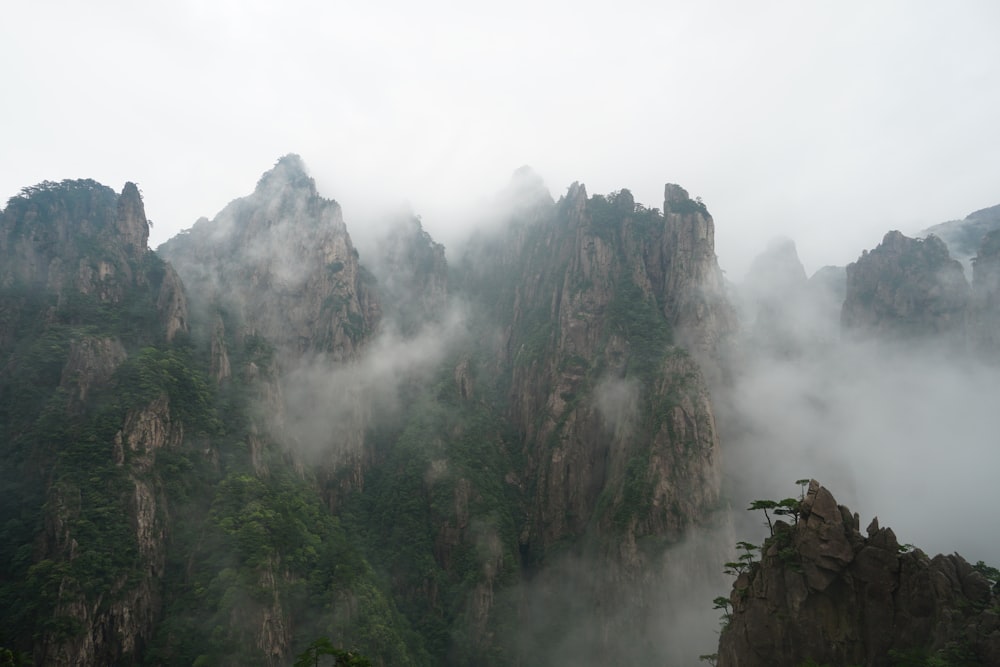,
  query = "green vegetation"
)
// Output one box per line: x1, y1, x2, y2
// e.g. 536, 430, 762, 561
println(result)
293, 637, 372, 666
666, 196, 709, 217
888, 644, 983, 666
